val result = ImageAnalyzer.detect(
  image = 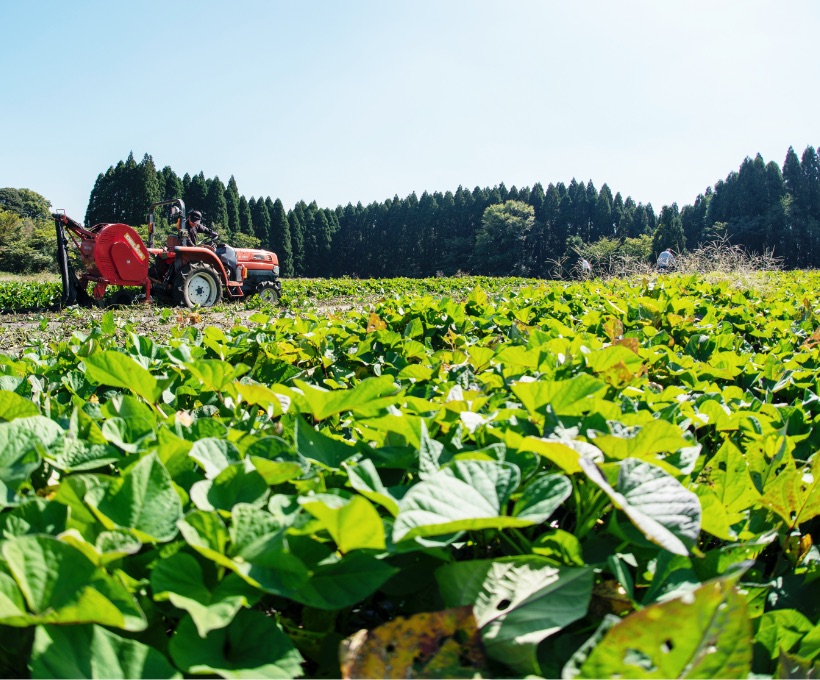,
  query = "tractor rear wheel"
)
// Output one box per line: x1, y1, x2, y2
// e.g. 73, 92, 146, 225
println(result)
174, 262, 224, 307
256, 280, 281, 304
